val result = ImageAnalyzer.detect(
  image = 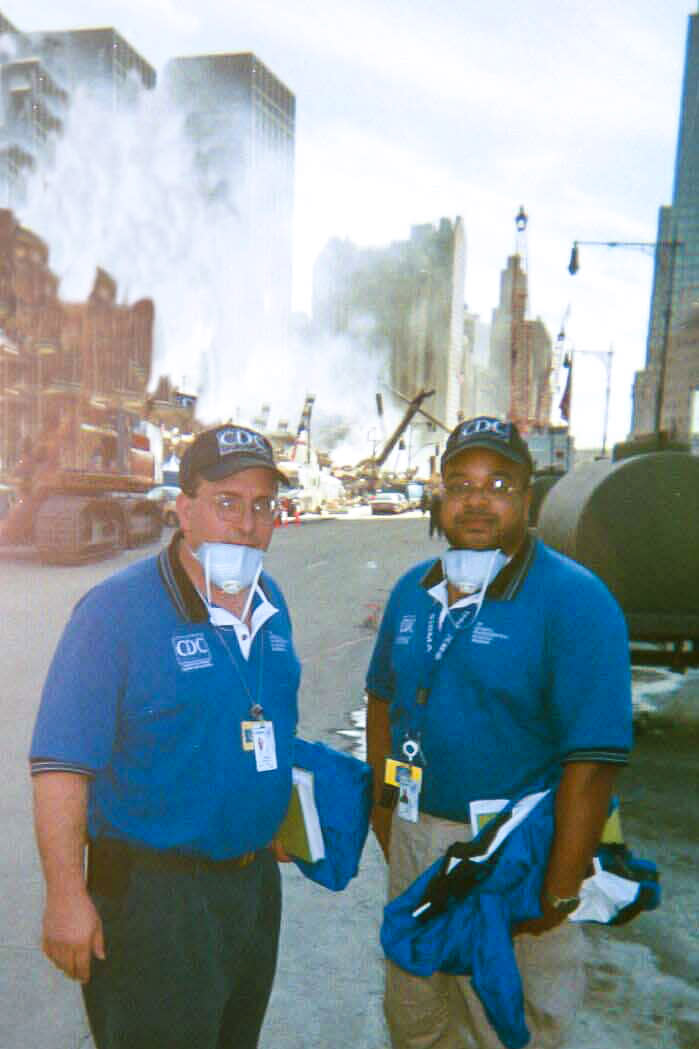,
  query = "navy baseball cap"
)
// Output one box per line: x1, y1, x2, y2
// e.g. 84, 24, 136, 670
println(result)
180, 425, 287, 492
441, 417, 533, 474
